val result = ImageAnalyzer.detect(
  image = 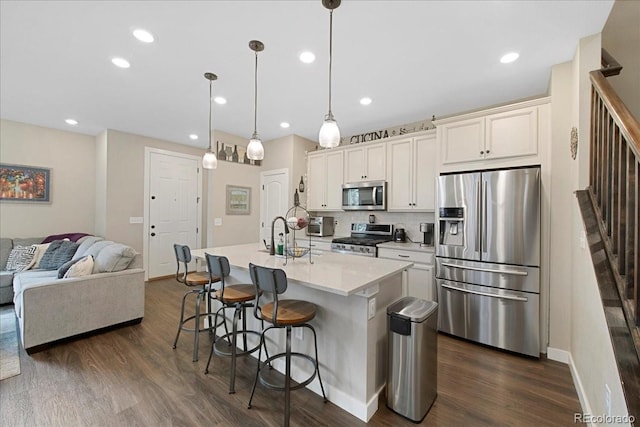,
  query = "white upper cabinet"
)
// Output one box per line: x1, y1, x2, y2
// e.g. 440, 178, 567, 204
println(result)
307, 150, 343, 211
387, 132, 437, 211
436, 98, 548, 169
344, 142, 386, 183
